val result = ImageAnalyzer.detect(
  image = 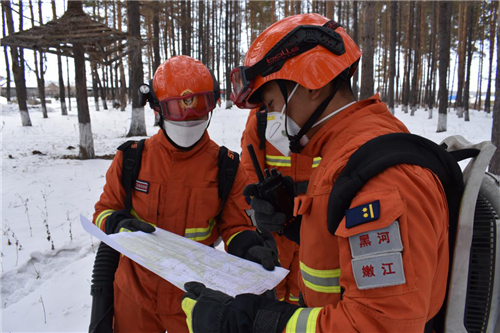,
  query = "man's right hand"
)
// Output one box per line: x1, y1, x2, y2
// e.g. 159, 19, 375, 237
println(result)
243, 176, 296, 233
104, 209, 155, 235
